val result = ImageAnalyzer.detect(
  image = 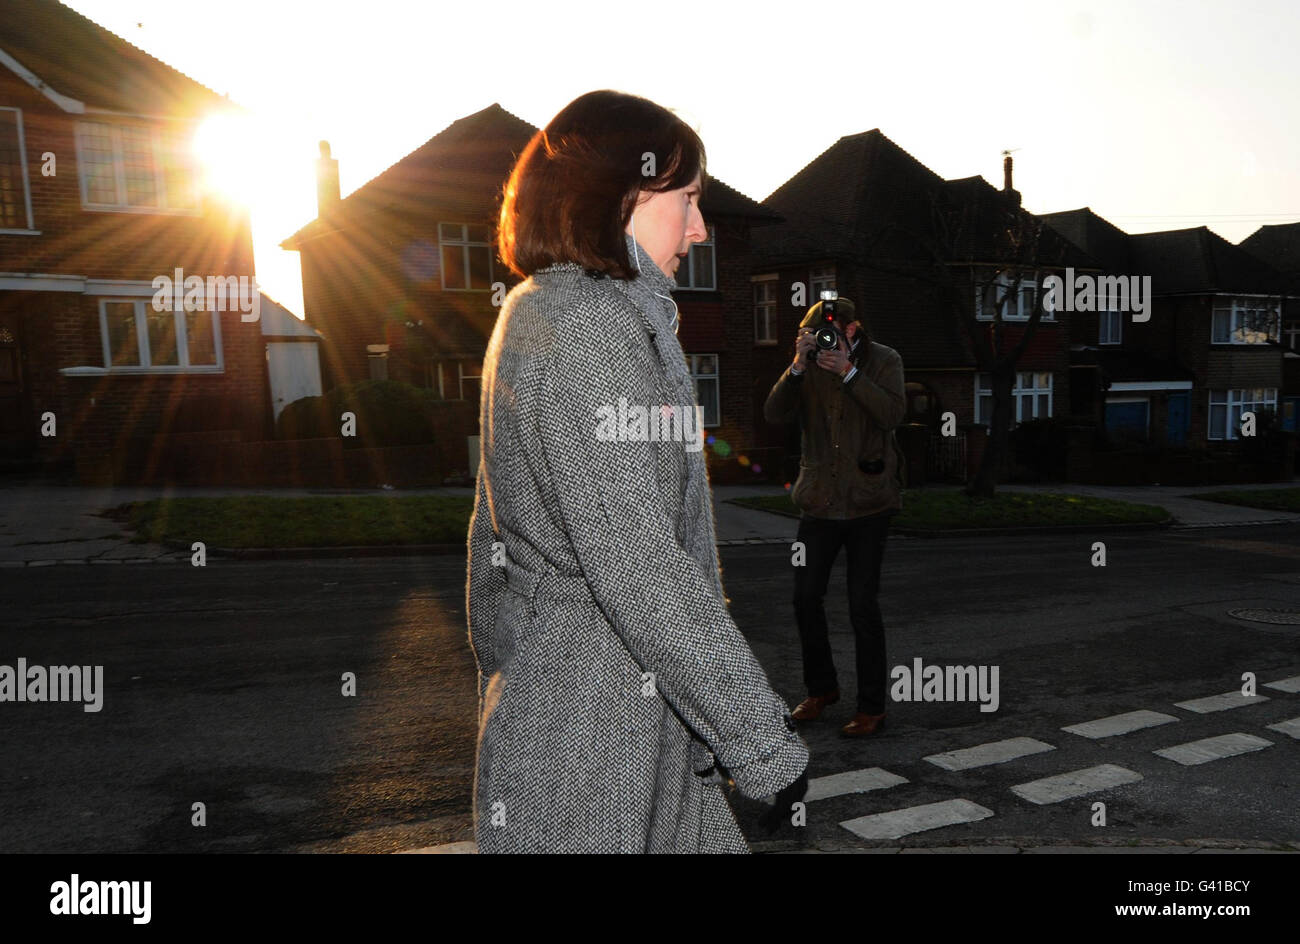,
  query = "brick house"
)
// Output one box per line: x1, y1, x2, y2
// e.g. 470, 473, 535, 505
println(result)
753, 130, 1092, 483
0, 0, 267, 480
1239, 221, 1300, 432
281, 103, 781, 481
1042, 208, 1293, 447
